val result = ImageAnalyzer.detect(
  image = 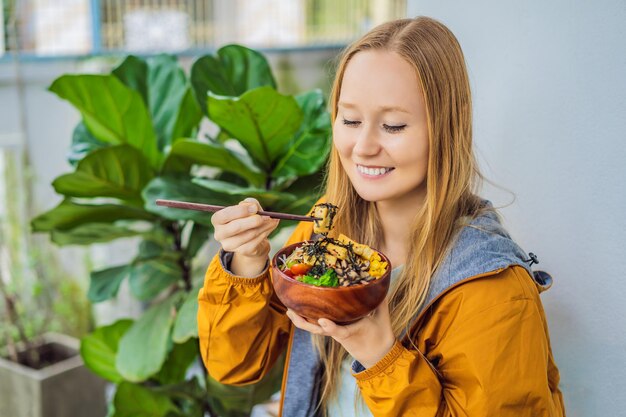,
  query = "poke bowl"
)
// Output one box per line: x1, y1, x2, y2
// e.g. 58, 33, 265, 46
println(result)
271, 238, 391, 325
